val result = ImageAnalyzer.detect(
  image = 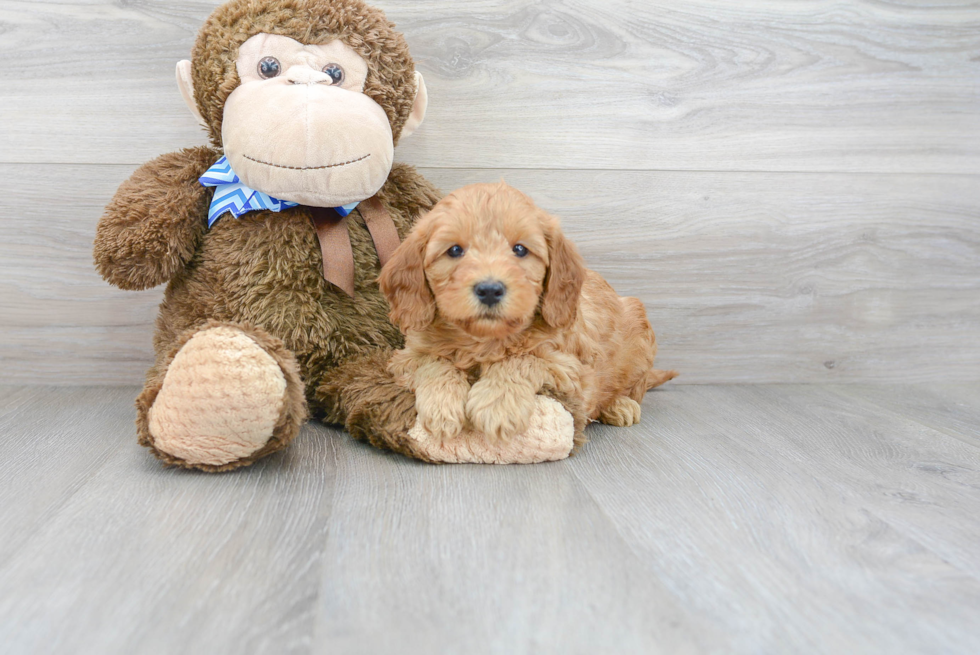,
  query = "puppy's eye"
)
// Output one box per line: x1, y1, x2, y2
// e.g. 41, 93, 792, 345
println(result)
512, 244, 529, 257
446, 245, 465, 258
258, 57, 281, 79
